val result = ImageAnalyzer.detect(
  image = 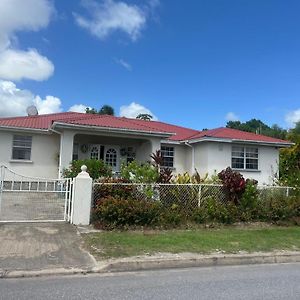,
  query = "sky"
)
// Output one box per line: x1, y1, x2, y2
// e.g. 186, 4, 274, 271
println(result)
0, 0, 300, 130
